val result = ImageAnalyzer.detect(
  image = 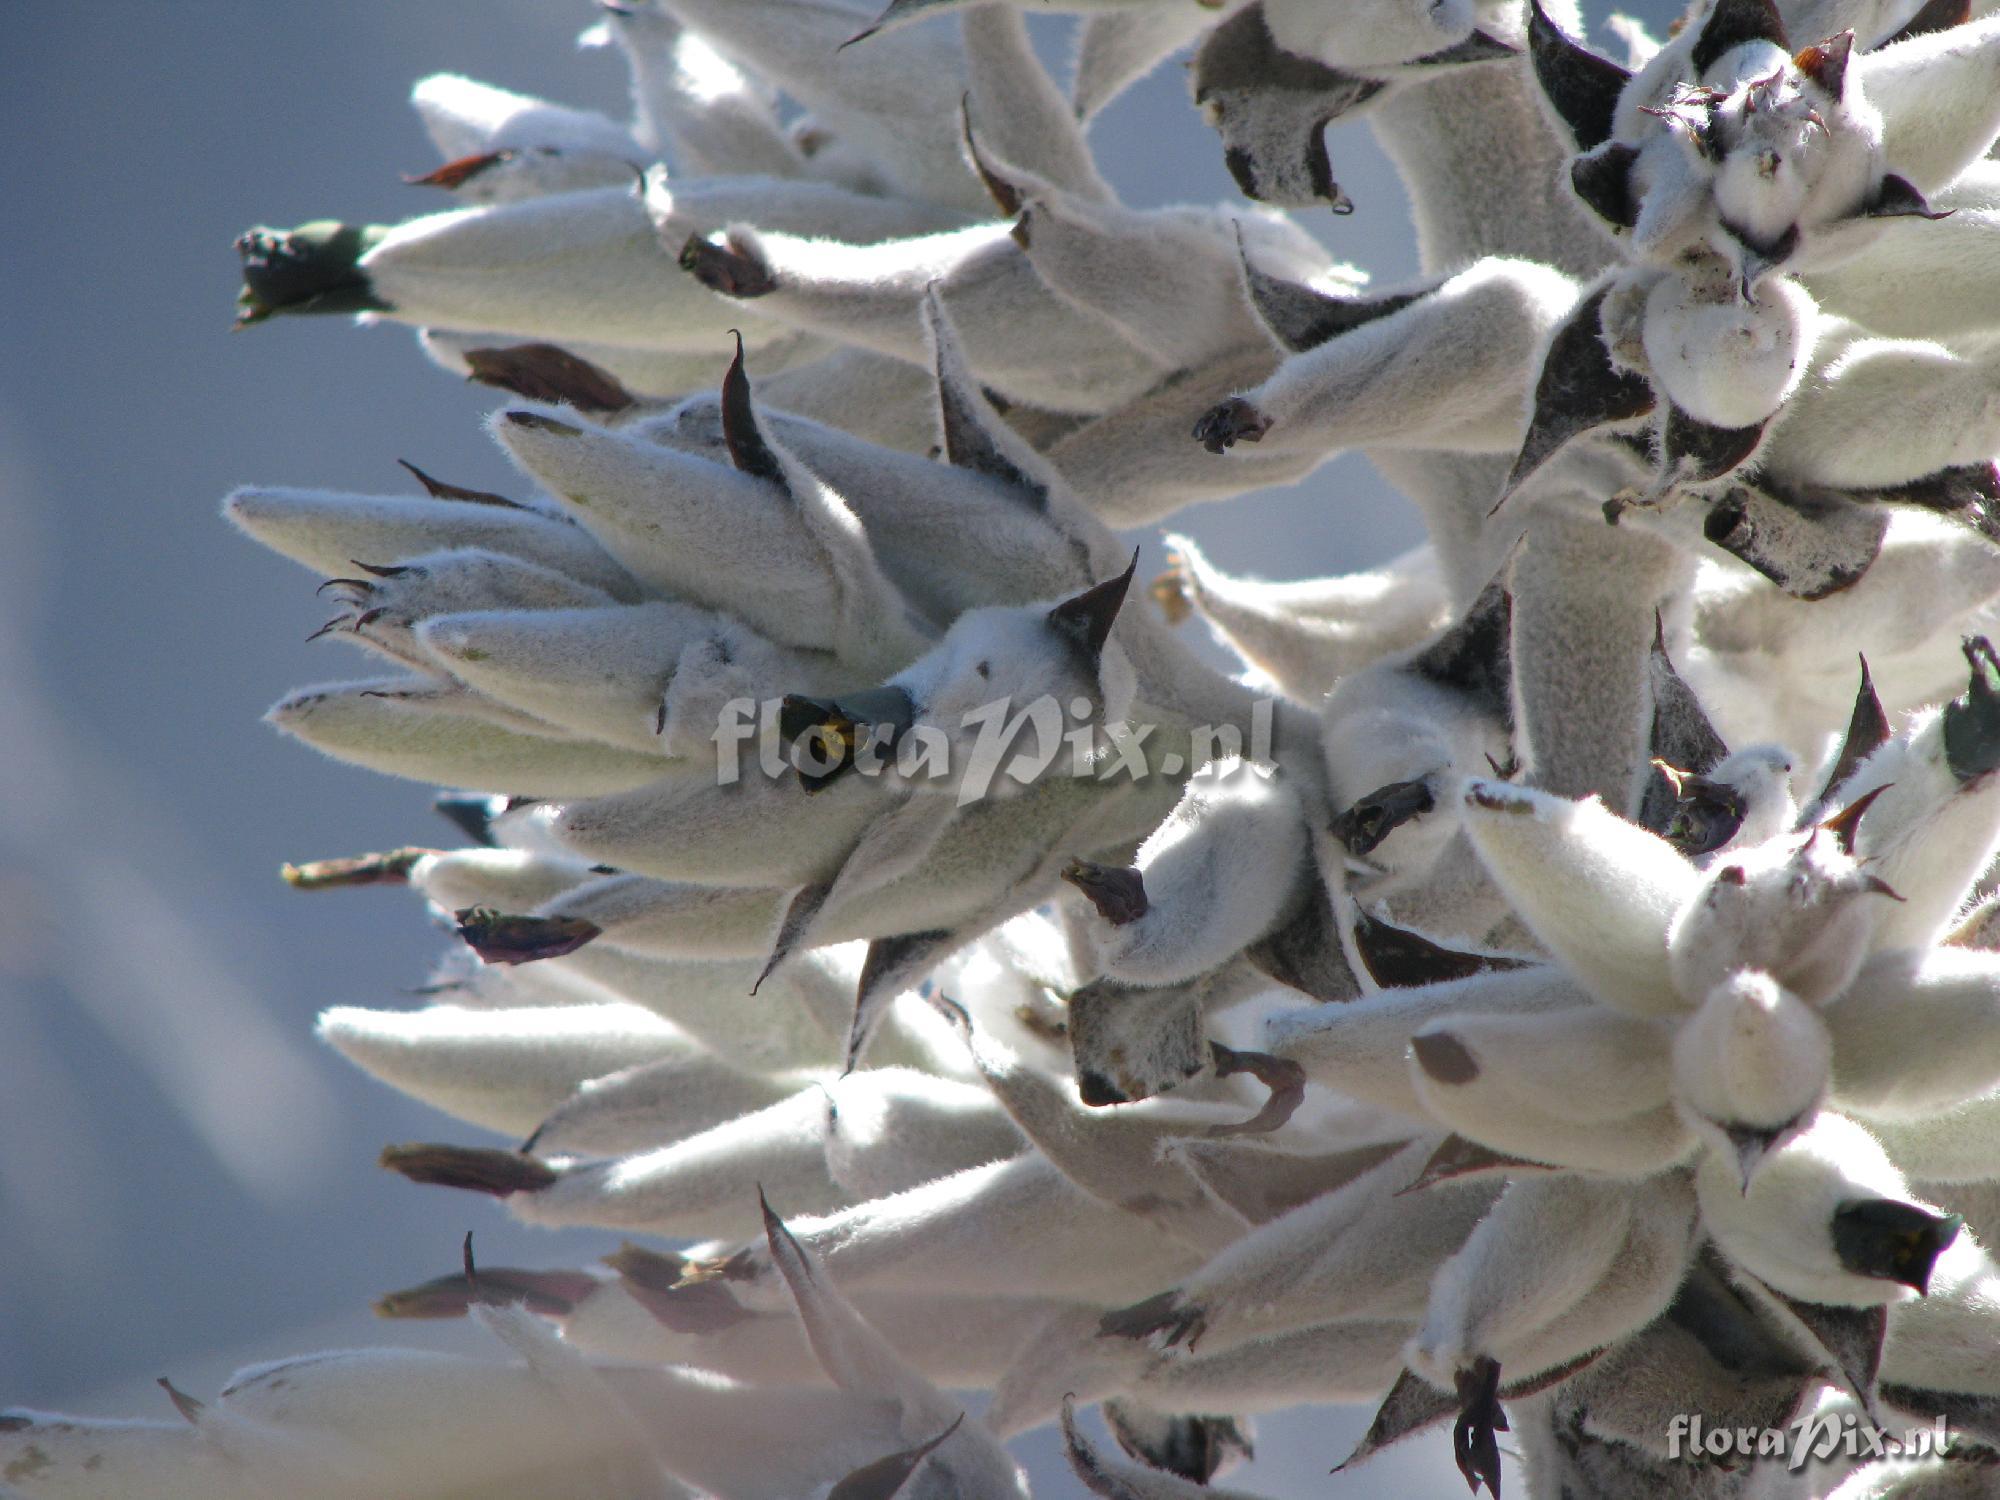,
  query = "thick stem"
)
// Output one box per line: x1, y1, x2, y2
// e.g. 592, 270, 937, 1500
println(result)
1512, 508, 1690, 806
